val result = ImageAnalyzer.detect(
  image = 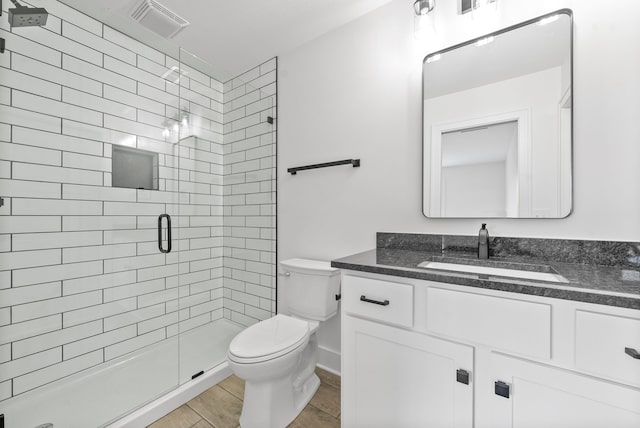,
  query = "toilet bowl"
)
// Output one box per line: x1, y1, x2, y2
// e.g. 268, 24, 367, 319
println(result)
227, 258, 340, 428
227, 314, 321, 428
